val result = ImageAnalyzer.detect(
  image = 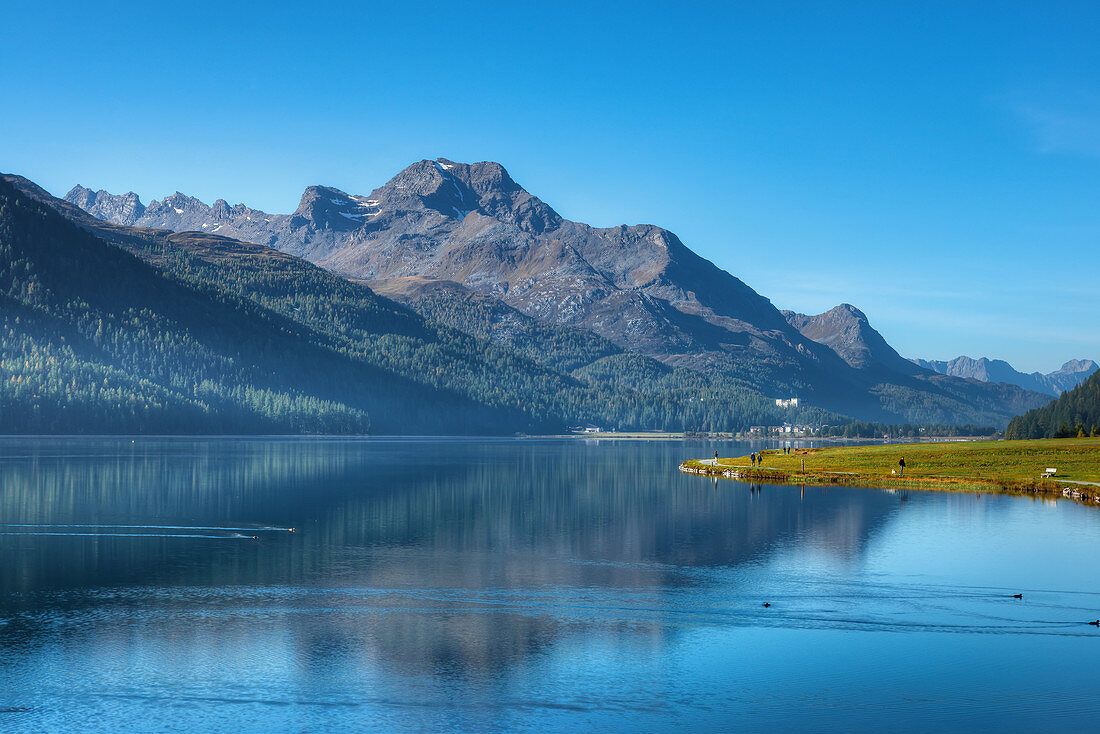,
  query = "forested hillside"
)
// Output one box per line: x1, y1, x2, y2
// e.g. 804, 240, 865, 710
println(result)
2, 177, 826, 434
1004, 370, 1100, 439
368, 276, 839, 428
0, 178, 535, 433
